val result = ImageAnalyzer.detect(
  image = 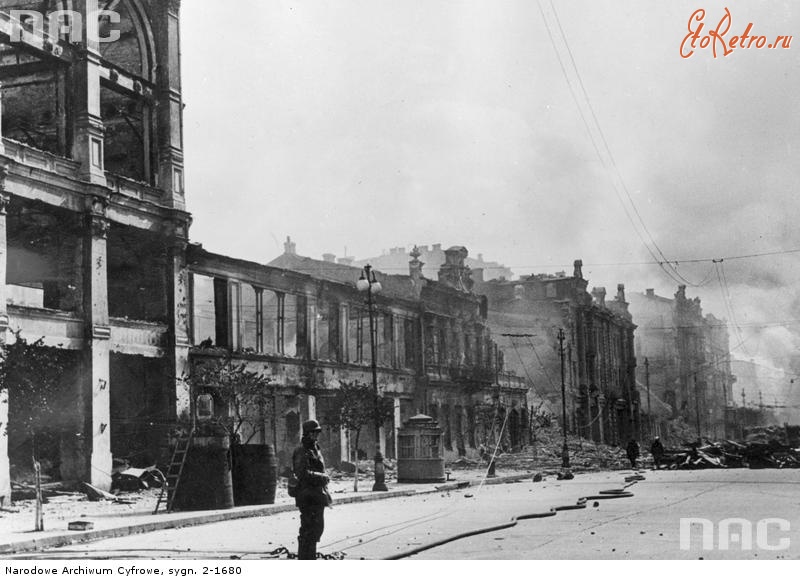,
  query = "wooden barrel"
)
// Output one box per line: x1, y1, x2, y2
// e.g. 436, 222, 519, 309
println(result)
231, 444, 278, 506
172, 435, 234, 511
